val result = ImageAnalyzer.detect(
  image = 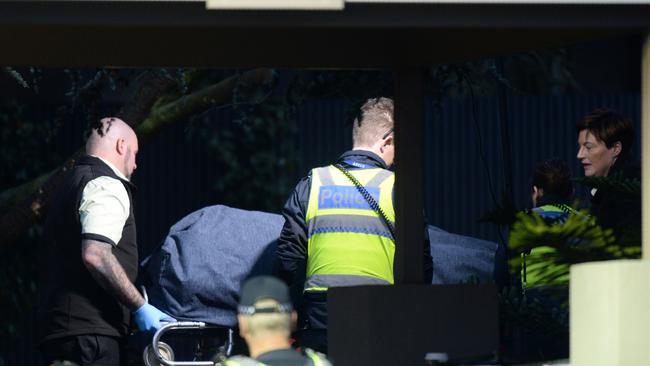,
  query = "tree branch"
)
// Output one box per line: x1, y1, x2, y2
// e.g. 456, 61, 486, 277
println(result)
136, 69, 275, 141
0, 68, 273, 248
